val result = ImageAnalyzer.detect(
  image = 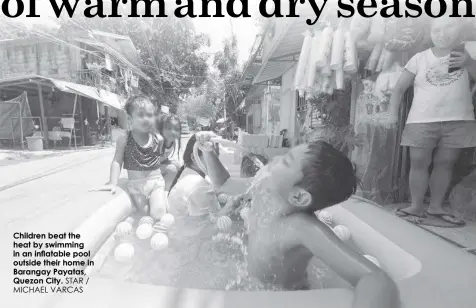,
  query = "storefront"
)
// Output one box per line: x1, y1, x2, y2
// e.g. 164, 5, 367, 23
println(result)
248, 13, 476, 205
